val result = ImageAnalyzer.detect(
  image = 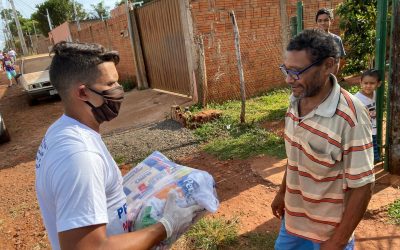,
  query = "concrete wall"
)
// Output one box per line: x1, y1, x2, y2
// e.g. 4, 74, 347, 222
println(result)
49, 22, 72, 44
